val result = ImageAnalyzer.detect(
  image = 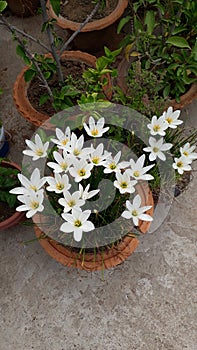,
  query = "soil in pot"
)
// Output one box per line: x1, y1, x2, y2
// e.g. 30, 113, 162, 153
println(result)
27, 60, 92, 117
0, 201, 16, 222
60, 0, 118, 22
